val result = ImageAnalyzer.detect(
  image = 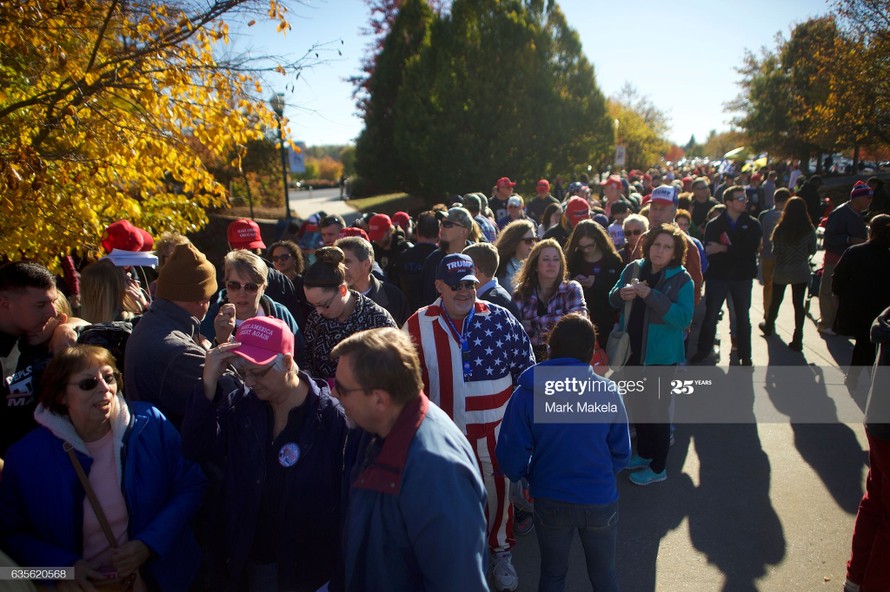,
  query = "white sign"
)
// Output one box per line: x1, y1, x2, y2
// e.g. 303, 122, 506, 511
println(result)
288, 142, 306, 174
615, 145, 626, 167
